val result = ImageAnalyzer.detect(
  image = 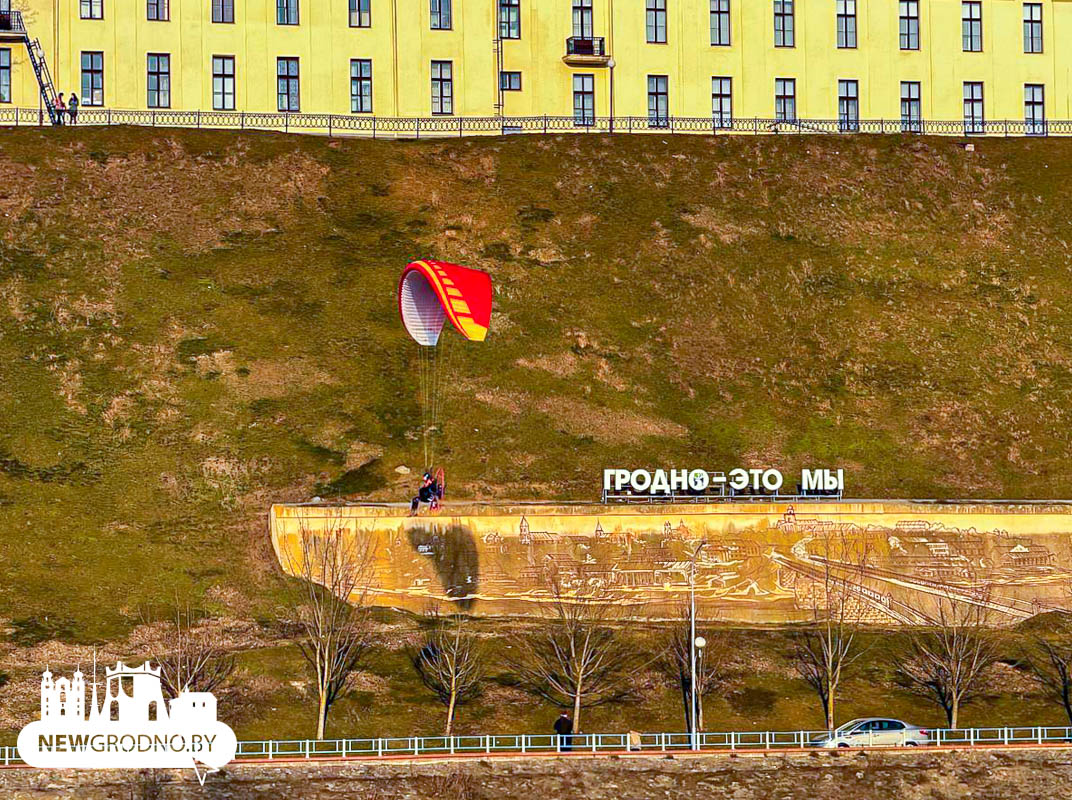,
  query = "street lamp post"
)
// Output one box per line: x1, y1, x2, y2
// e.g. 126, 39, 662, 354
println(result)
689, 542, 706, 751
607, 57, 616, 134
